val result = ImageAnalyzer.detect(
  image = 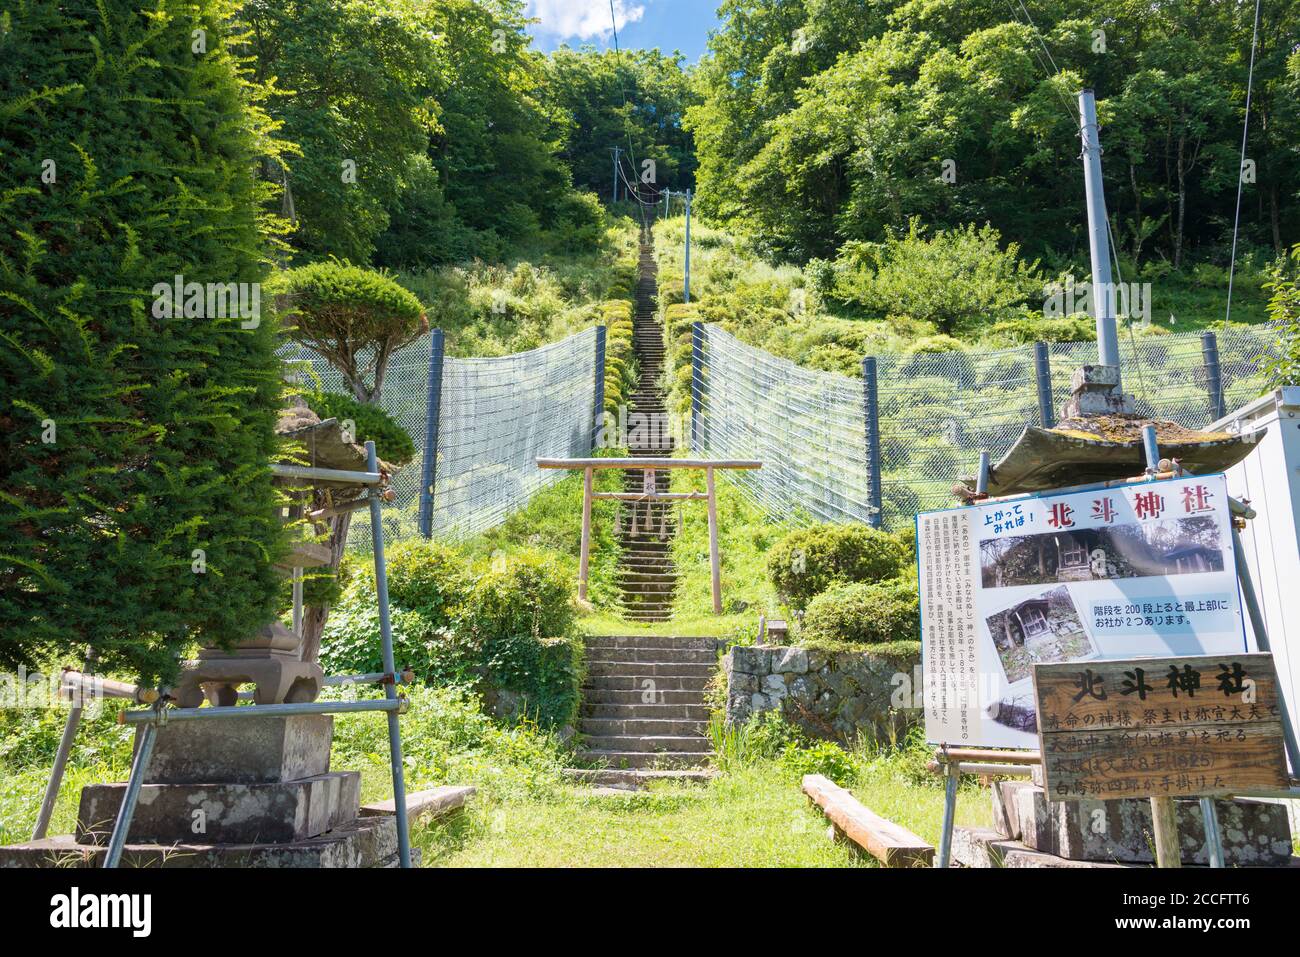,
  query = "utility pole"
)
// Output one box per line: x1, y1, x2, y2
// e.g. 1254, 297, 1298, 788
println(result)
610, 146, 622, 204
1078, 90, 1120, 377
1062, 92, 1132, 423
683, 188, 692, 304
